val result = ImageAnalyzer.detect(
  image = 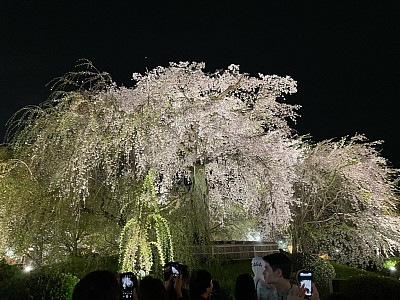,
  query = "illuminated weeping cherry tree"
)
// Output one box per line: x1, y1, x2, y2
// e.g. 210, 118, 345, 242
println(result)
115, 61, 301, 241
4, 60, 399, 270
4, 60, 301, 271
292, 135, 400, 268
